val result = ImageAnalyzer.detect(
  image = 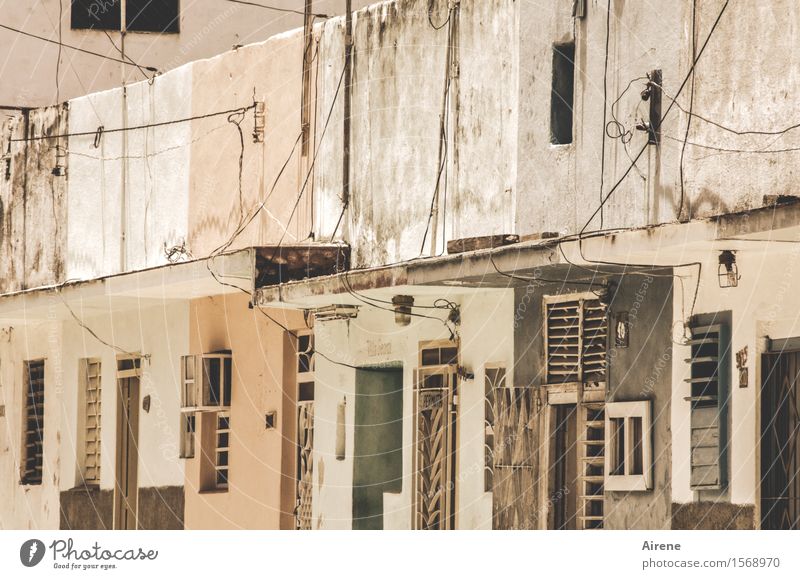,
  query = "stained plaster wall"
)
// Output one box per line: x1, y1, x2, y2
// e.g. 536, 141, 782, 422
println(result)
512, 275, 673, 529
670, 245, 800, 527
311, 288, 513, 529
0, 0, 373, 107
183, 293, 304, 530
0, 296, 188, 529
313, 0, 518, 267
0, 106, 68, 293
